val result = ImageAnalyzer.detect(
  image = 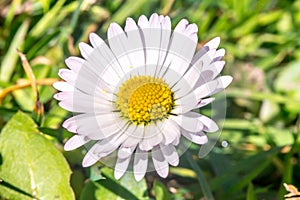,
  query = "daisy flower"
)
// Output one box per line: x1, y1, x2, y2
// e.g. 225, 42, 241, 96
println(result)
53, 13, 232, 181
